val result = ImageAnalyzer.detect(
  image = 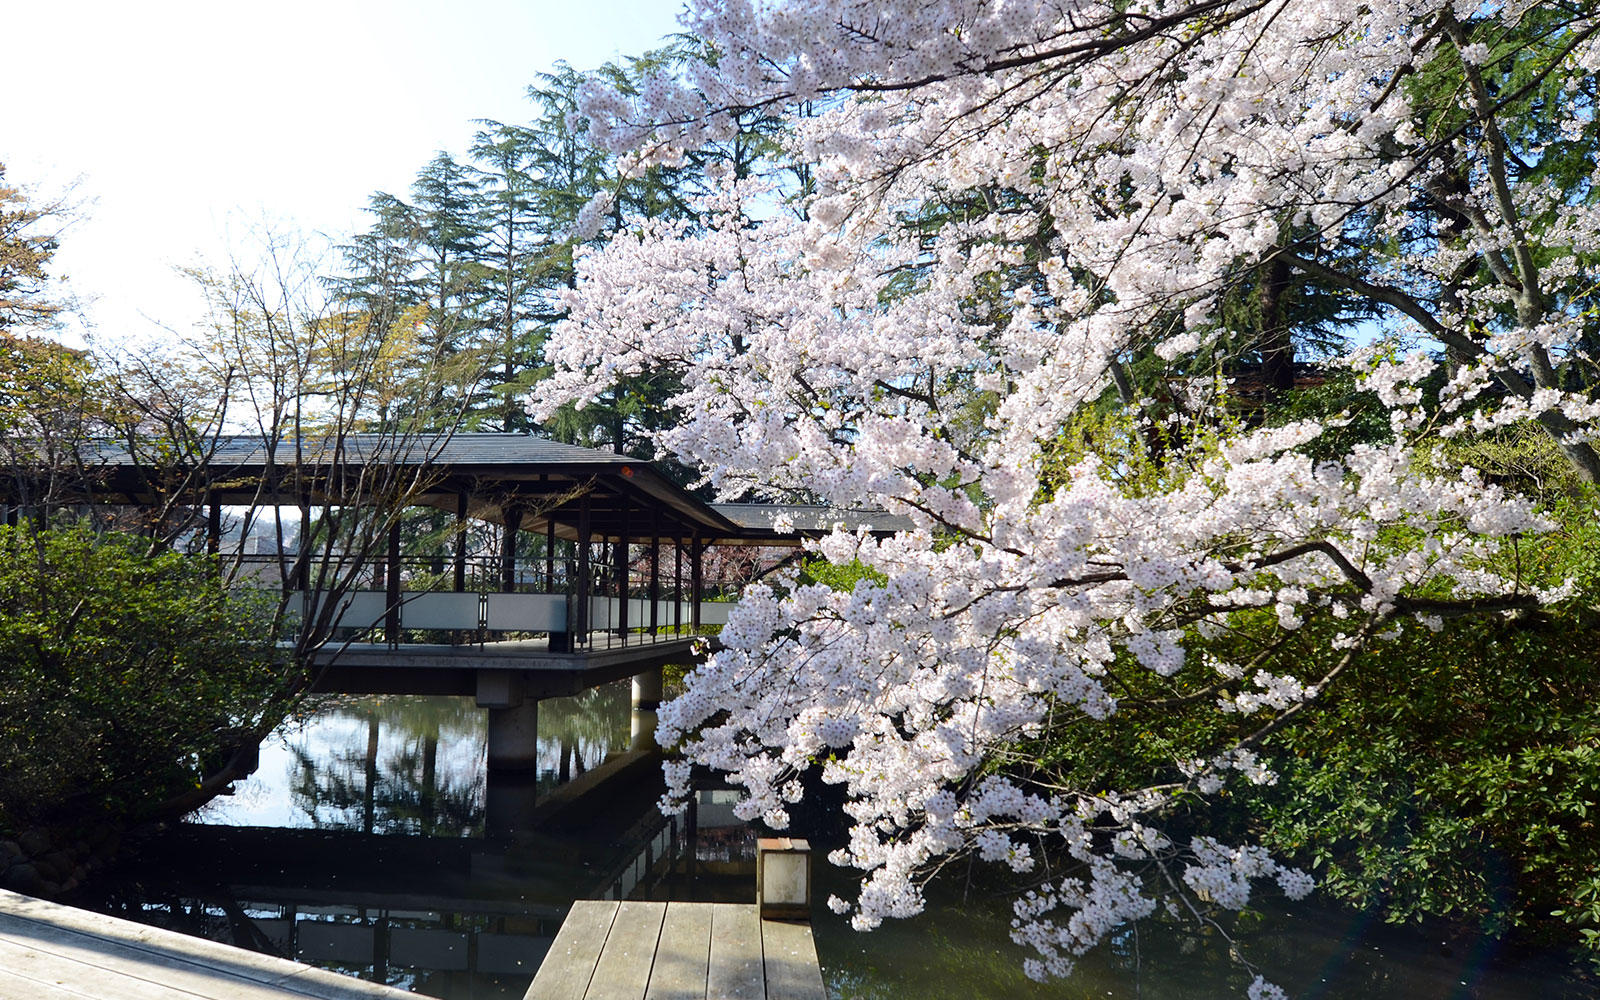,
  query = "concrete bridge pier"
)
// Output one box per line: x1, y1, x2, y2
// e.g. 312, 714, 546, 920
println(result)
630, 666, 663, 752
479, 670, 540, 772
